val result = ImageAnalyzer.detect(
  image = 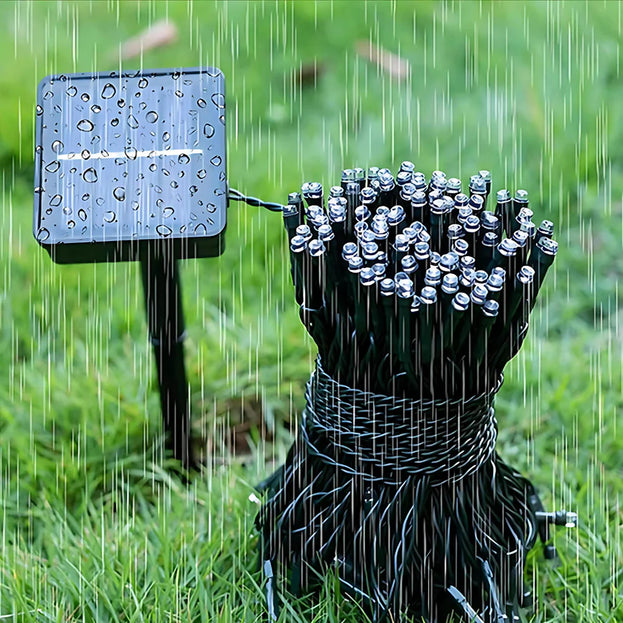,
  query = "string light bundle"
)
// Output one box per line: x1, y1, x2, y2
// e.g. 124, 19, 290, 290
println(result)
256, 165, 576, 622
